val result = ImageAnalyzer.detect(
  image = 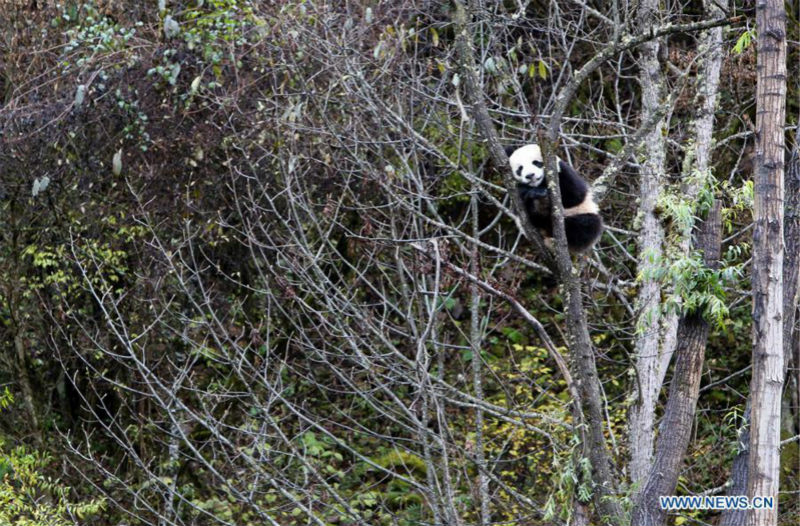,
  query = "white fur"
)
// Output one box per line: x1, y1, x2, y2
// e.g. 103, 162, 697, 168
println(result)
508, 144, 546, 187
564, 191, 599, 216
510, 144, 598, 216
